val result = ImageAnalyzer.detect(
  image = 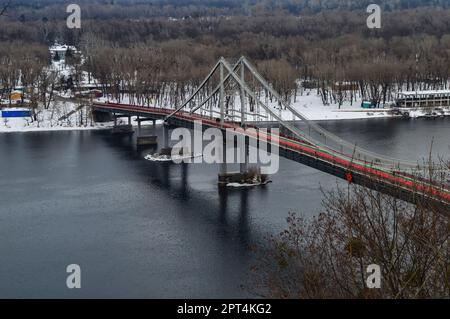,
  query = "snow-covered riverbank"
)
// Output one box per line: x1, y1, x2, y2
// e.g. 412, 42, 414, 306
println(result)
4, 88, 450, 134
283, 92, 391, 120
0, 102, 156, 133
96, 89, 394, 122
0, 100, 106, 133
0, 120, 111, 133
